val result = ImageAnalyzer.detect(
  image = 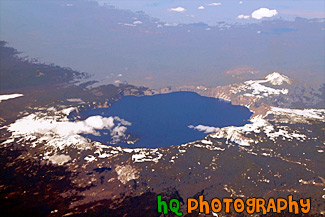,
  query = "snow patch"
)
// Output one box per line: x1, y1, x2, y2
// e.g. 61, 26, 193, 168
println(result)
84, 155, 97, 162
131, 148, 163, 163
201, 139, 213, 145
0, 93, 23, 102
230, 72, 291, 98
210, 114, 307, 146
115, 165, 139, 184
49, 154, 71, 165
271, 107, 325, 121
